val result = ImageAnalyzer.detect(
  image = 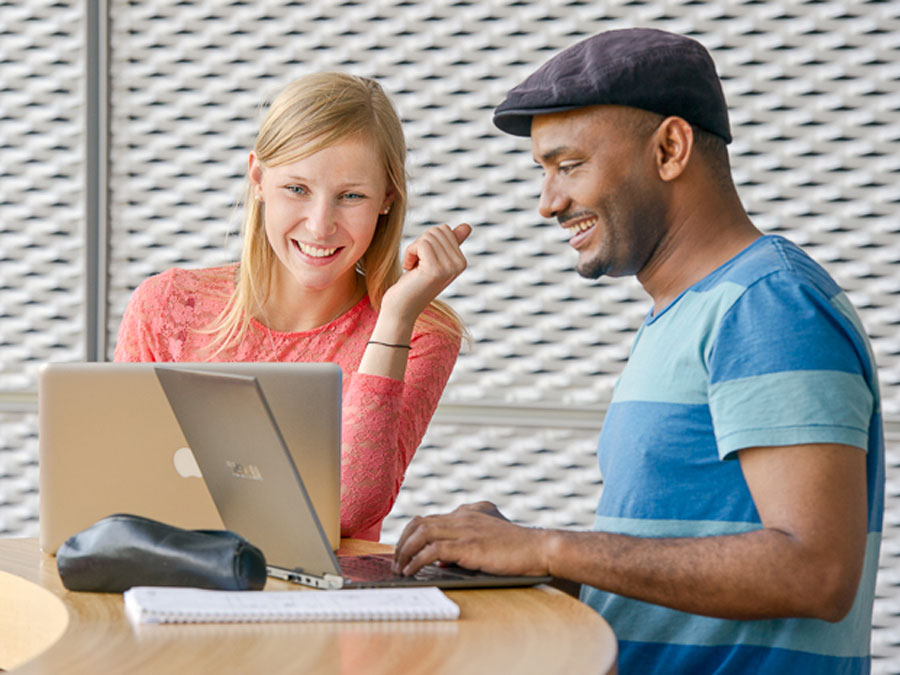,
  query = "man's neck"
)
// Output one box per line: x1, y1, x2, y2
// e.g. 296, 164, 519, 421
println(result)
638, 203, 761, 314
